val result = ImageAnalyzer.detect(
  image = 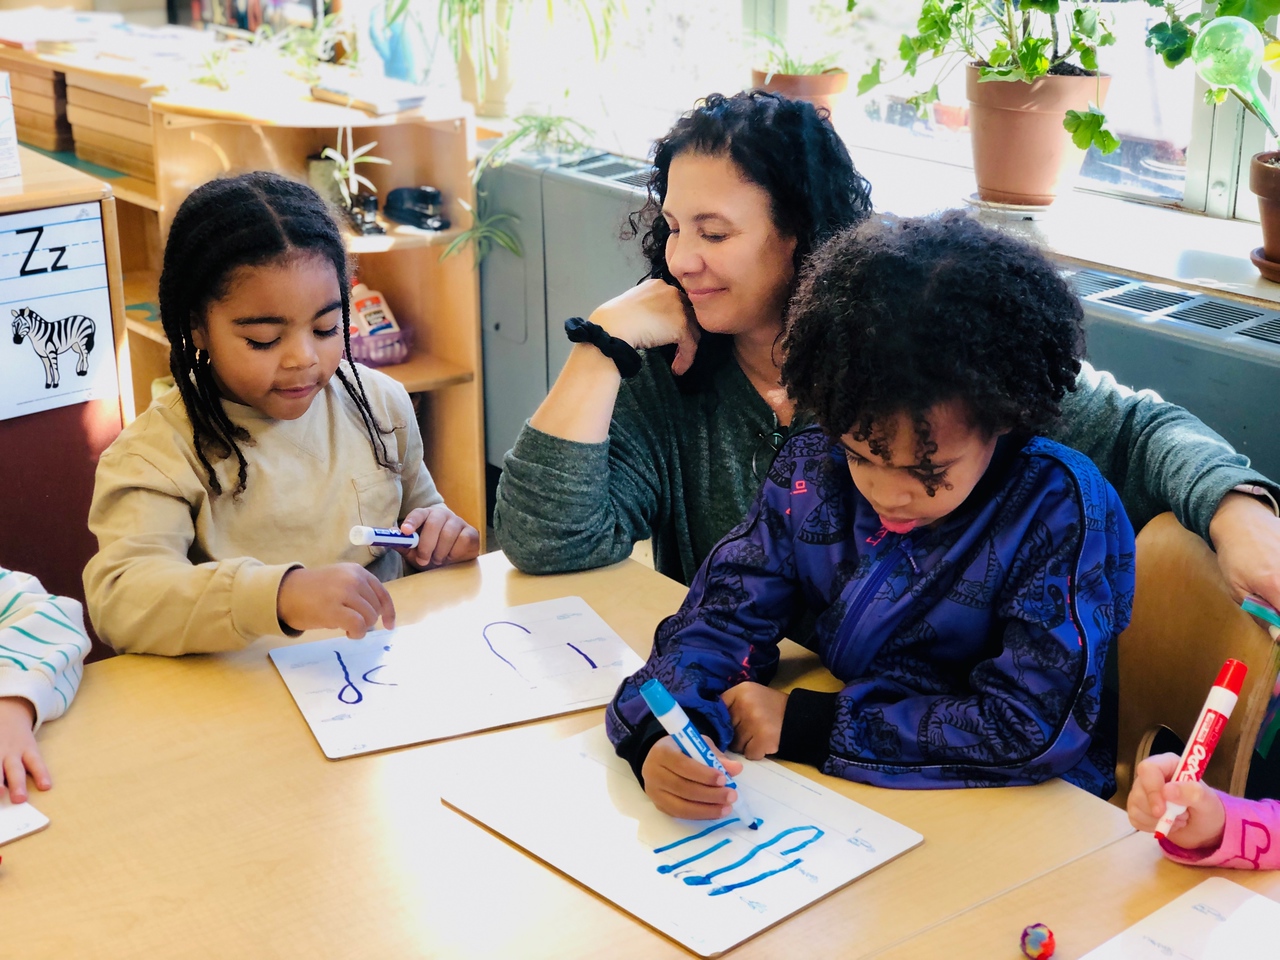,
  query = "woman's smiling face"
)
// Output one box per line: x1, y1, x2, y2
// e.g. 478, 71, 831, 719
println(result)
661, 151, 798, 337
